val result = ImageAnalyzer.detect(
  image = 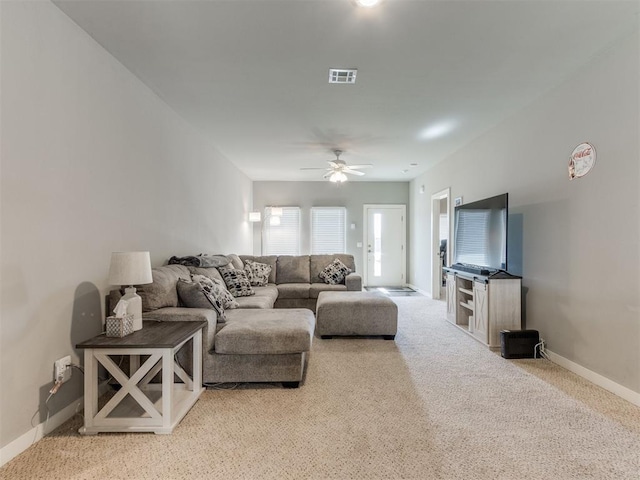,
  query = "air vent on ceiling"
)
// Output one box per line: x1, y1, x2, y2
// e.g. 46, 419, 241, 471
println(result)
328, 68, 357, 84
